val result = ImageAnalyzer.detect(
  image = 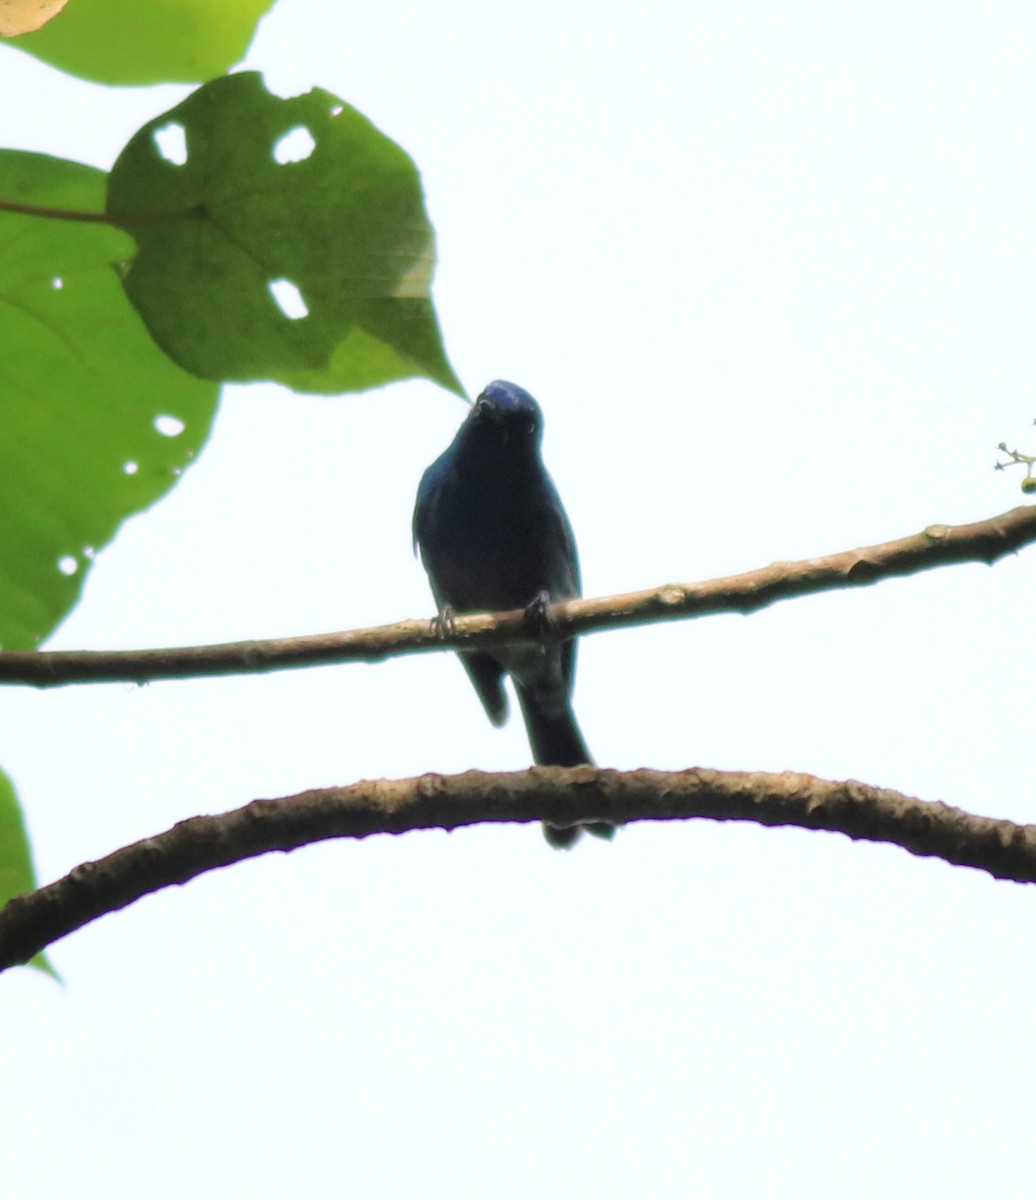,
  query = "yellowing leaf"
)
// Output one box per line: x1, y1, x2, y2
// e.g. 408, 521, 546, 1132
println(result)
10, 0, 274, 85
0, 0, 69, 38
